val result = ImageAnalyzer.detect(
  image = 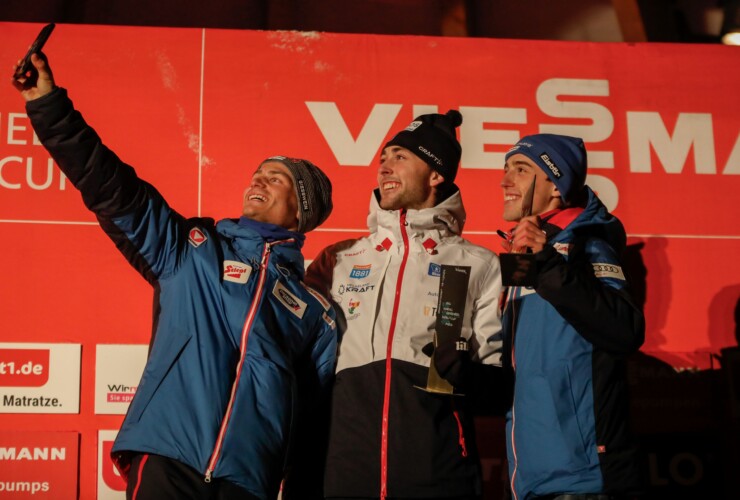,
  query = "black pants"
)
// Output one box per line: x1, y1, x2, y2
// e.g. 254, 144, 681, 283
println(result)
327, 497, 480, 500
126, 453, 260, 500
